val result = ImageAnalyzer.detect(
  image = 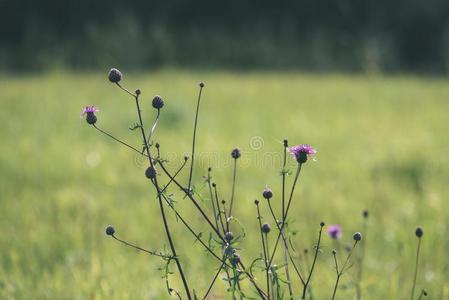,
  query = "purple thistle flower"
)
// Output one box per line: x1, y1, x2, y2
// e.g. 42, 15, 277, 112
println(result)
288, 144, 316, 163
327, 225, 342, 239
81, 106, 100, 125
